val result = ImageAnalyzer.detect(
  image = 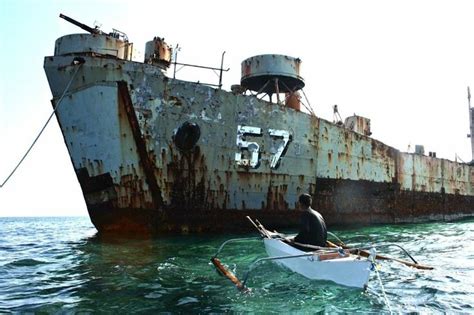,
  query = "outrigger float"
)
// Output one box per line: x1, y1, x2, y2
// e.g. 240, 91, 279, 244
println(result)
211, 217, 433, 291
